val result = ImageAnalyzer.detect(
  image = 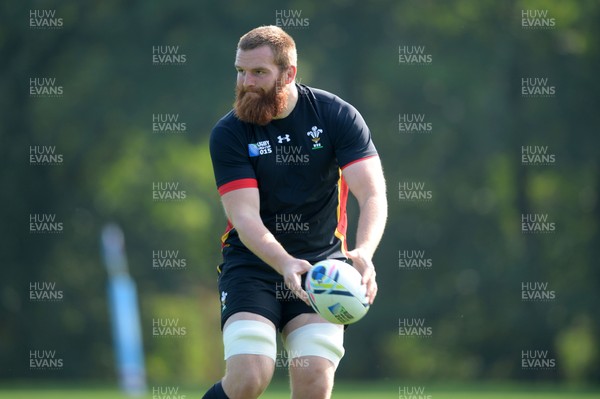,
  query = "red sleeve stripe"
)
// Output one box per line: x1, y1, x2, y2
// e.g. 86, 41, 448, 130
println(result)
334, 172, 349, 255
217, 178, 258, 196
341, 154, 378, 170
